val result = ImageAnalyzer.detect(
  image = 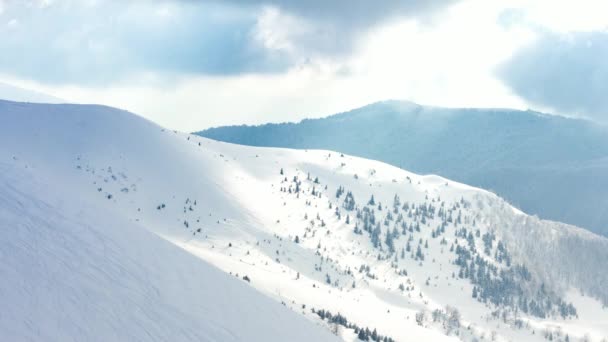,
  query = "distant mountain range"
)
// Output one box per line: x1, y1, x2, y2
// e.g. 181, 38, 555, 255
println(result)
197, 101, 608, 237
